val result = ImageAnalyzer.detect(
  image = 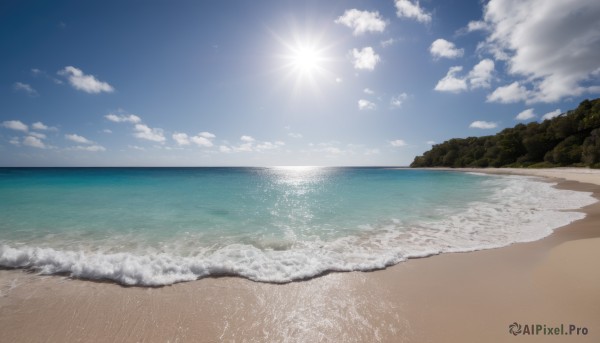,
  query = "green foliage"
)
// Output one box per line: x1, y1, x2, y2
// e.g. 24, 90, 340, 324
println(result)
410, 98, 600, 168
